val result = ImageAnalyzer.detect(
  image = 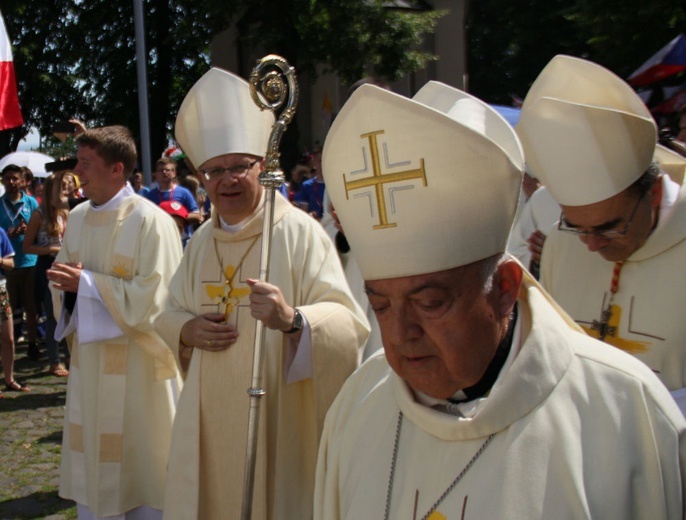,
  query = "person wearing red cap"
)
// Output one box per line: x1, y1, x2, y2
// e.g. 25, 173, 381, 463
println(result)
159, 199, 189, 249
